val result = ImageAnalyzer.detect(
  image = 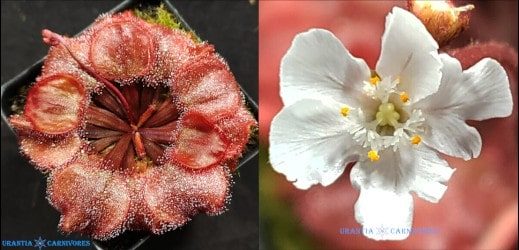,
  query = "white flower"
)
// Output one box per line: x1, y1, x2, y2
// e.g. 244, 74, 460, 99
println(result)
269, 7, 513, 240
